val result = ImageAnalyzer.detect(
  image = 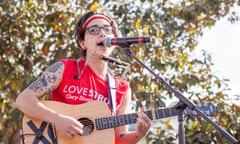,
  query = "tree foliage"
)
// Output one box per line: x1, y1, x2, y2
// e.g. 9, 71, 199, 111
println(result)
1, 0, 240, 143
